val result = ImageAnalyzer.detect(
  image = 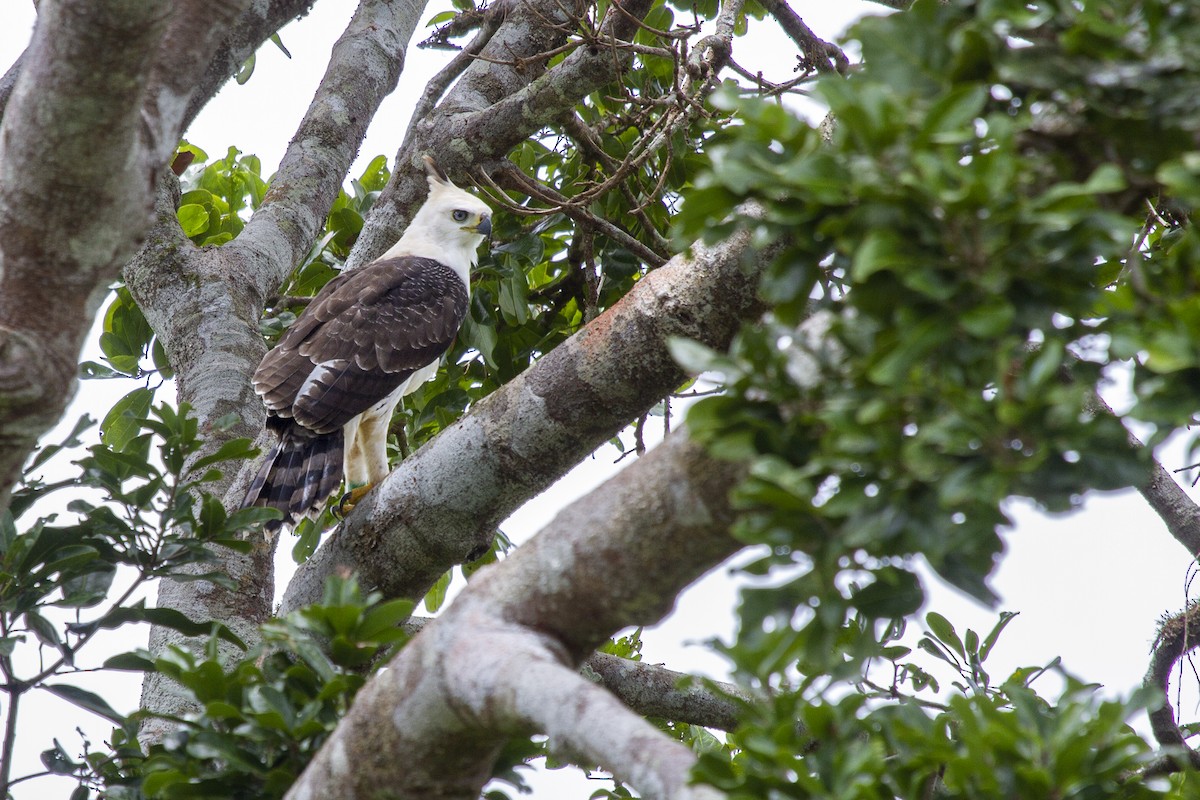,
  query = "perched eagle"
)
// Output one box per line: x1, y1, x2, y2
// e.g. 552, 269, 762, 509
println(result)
243, 157, 492, 526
